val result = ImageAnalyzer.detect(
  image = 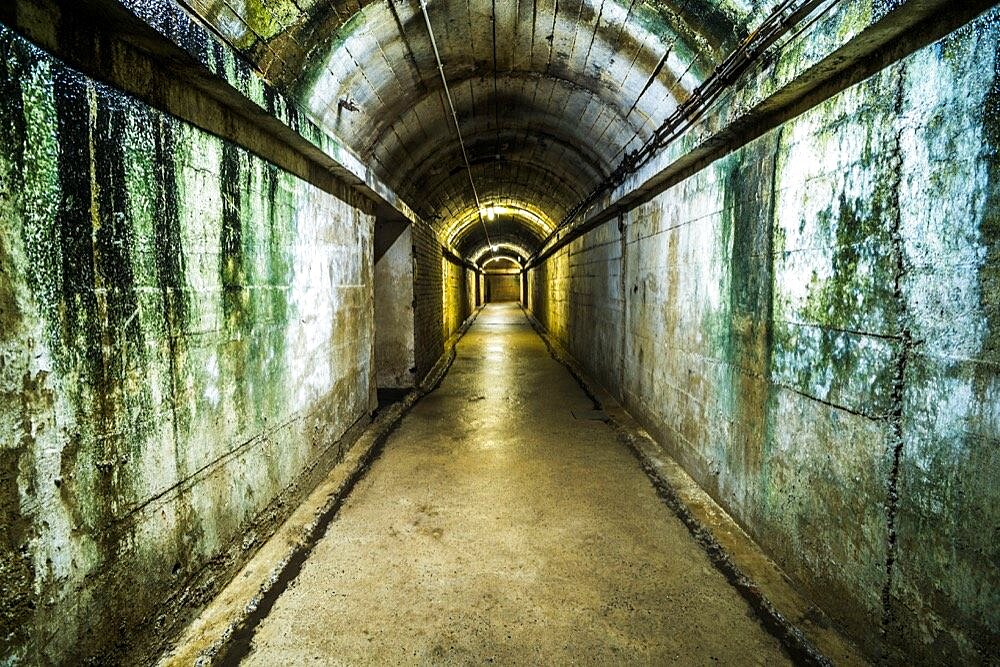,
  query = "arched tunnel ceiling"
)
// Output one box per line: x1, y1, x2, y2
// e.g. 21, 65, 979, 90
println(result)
187, 0, 775, 258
